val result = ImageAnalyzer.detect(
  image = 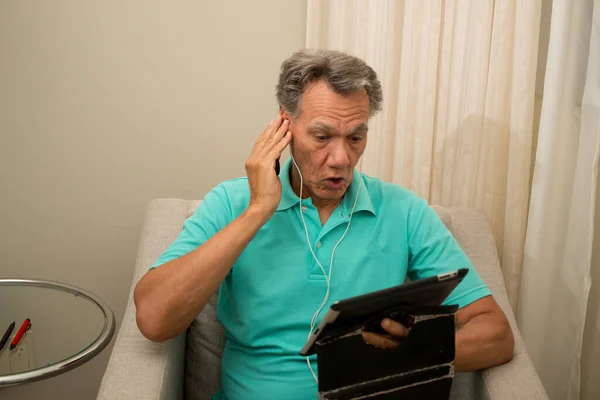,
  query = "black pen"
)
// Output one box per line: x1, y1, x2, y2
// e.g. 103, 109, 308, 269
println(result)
0, 321, 15, 352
